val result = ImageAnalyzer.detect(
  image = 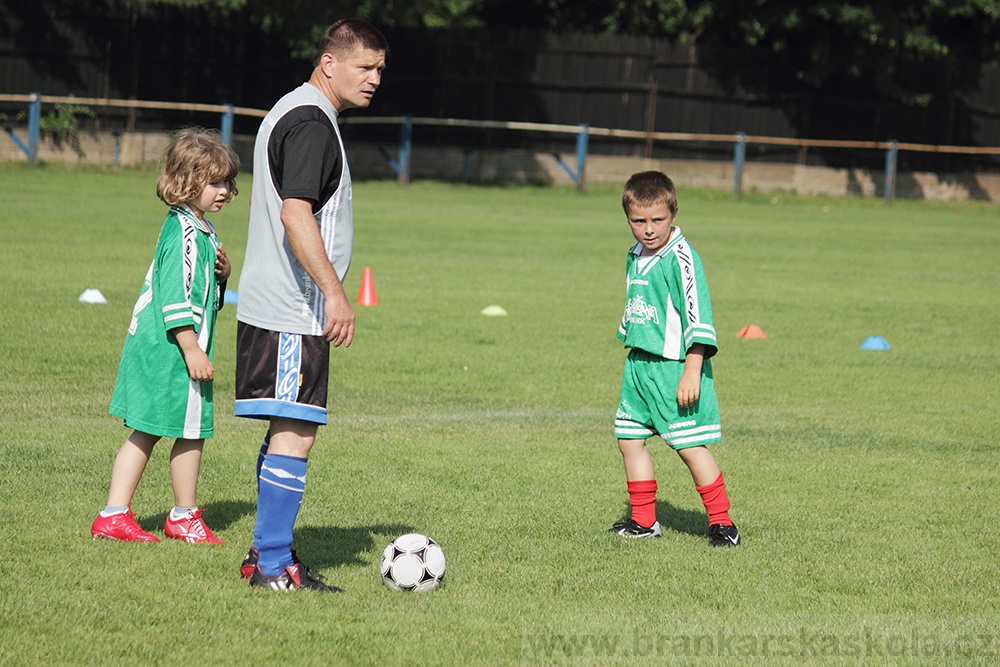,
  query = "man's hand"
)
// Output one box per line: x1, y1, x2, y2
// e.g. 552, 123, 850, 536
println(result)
323, 286, 355, 347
